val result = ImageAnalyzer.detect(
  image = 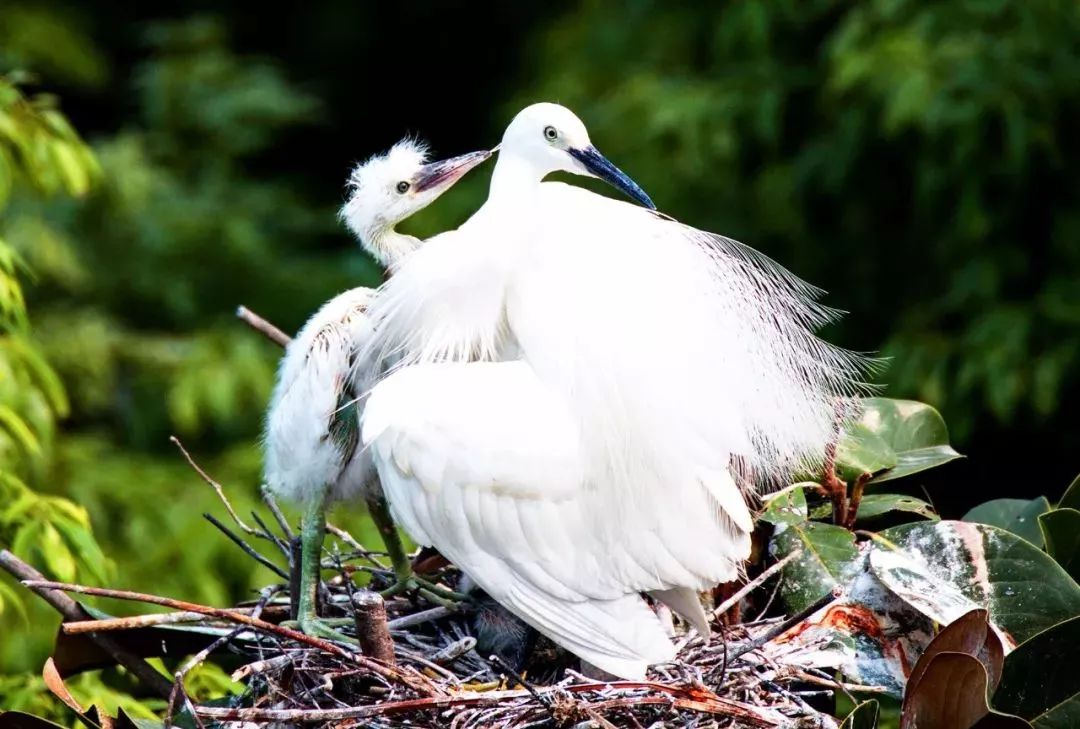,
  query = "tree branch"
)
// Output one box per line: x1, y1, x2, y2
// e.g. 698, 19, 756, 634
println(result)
0, 550, 173, 697
236, 305, 291, 347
